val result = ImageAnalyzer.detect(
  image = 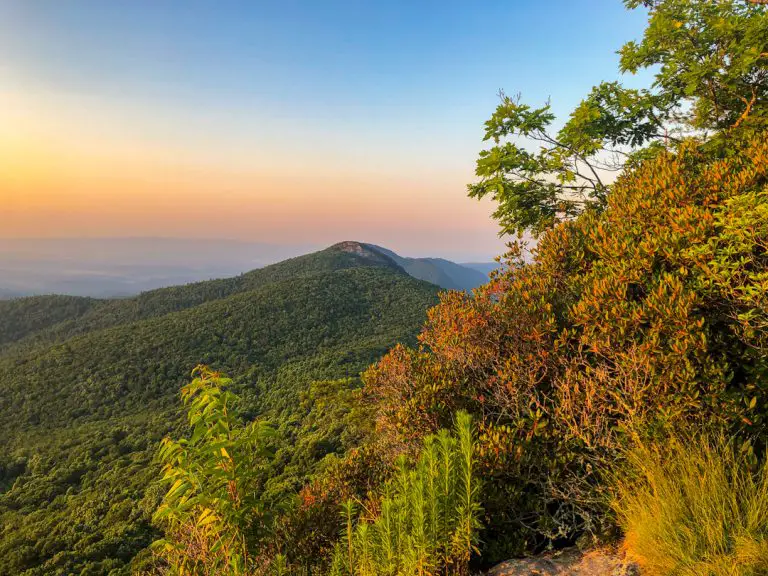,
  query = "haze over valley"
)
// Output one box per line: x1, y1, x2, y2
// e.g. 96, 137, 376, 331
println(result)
0, 238, 315, 297
0, 238, 495, 298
